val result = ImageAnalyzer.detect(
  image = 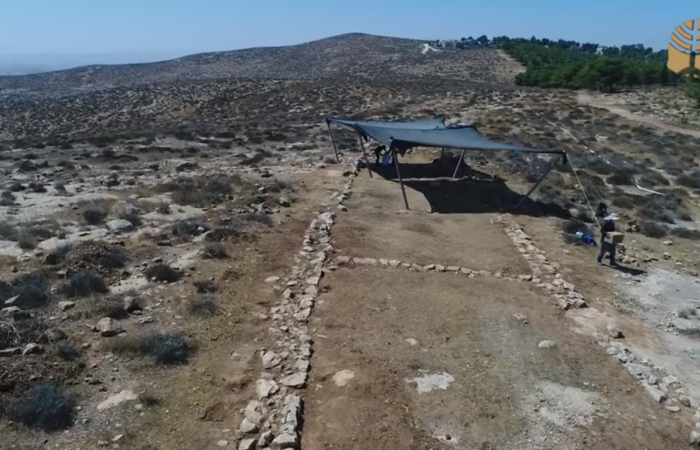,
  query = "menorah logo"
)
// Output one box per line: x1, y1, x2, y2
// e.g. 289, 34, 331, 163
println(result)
667, 19, 700, 77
